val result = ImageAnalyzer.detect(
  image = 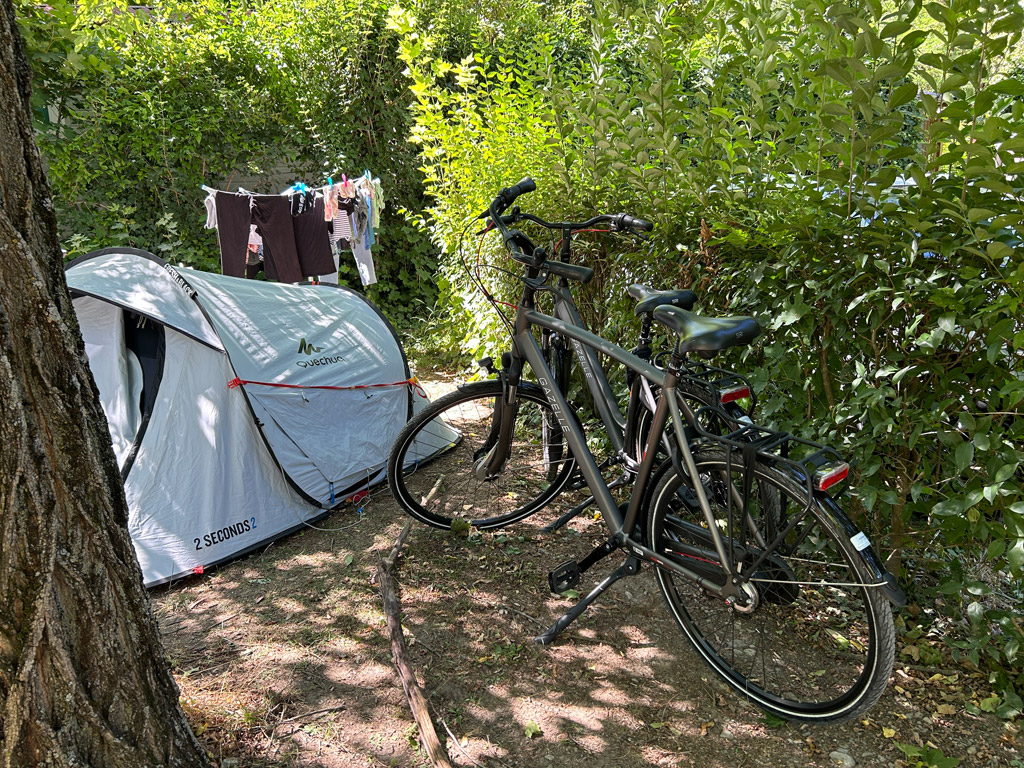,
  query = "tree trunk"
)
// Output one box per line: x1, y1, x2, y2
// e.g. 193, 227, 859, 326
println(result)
0, 5, 211, 766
